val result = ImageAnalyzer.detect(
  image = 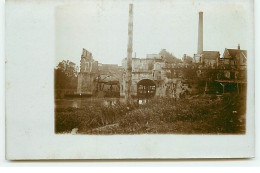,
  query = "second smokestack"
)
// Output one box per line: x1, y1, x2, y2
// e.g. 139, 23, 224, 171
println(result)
127, 4, 133, 60
197, 12, 203, 54
125, 4, 133, 103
